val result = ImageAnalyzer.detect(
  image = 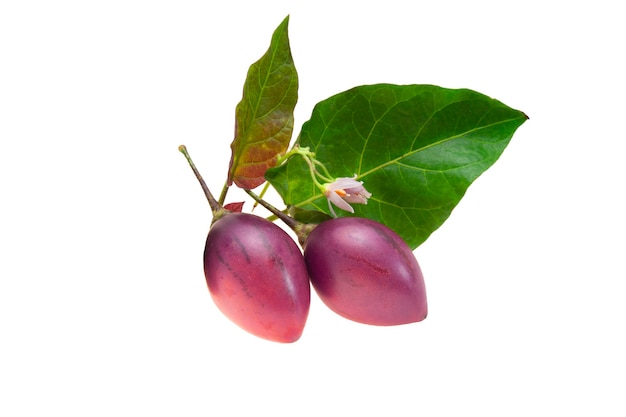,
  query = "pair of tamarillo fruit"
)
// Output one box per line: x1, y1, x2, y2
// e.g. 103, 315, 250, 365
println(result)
181, 146, 427, 343
205, 211, 428, 343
